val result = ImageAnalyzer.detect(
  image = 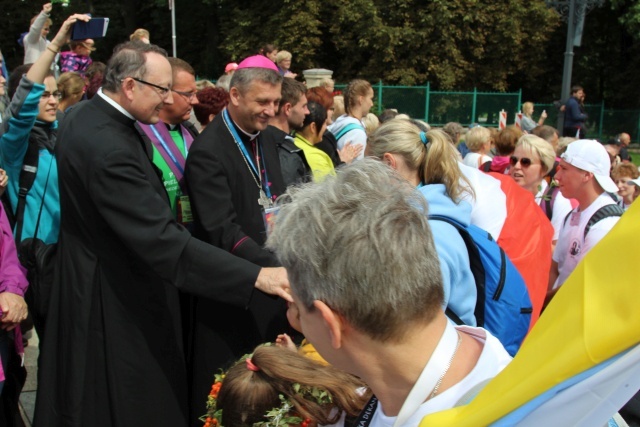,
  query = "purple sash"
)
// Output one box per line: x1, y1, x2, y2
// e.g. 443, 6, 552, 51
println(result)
138, 122, 194, 192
